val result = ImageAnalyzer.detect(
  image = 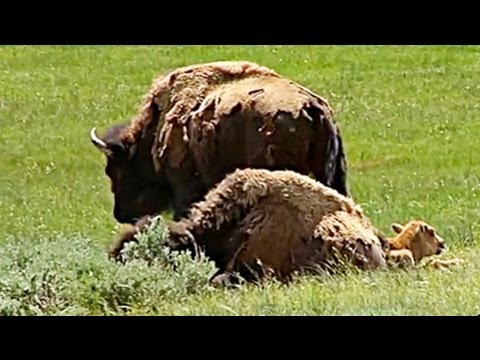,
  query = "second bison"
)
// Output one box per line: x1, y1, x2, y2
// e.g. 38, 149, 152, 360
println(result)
112, 168, 387, 283
90, 61, 348, 223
